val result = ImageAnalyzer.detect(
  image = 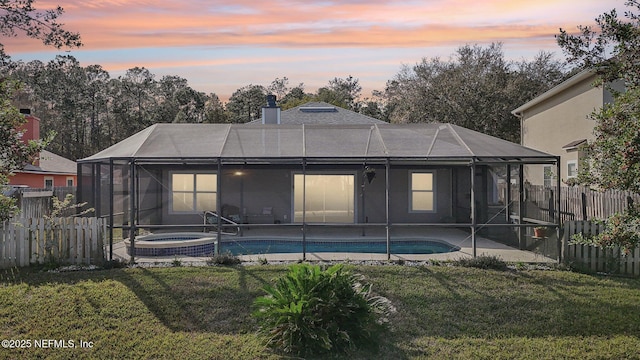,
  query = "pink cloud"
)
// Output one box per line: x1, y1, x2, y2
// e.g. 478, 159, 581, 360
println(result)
4, 0, 618, 54
5, 0, 620, 101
